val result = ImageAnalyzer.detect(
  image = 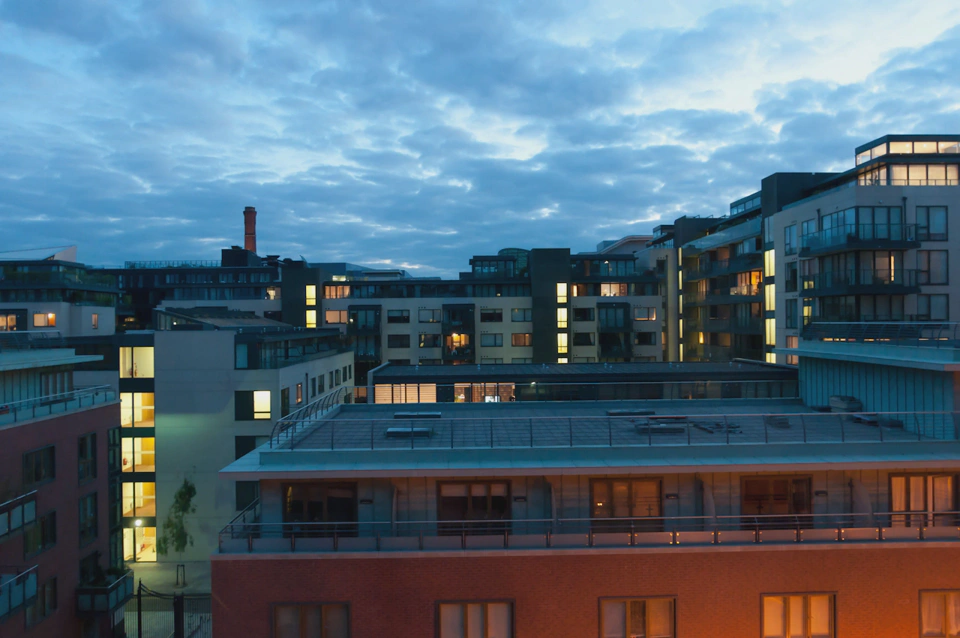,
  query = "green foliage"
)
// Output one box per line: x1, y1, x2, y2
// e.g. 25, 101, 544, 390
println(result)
156, 479, 197, 558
